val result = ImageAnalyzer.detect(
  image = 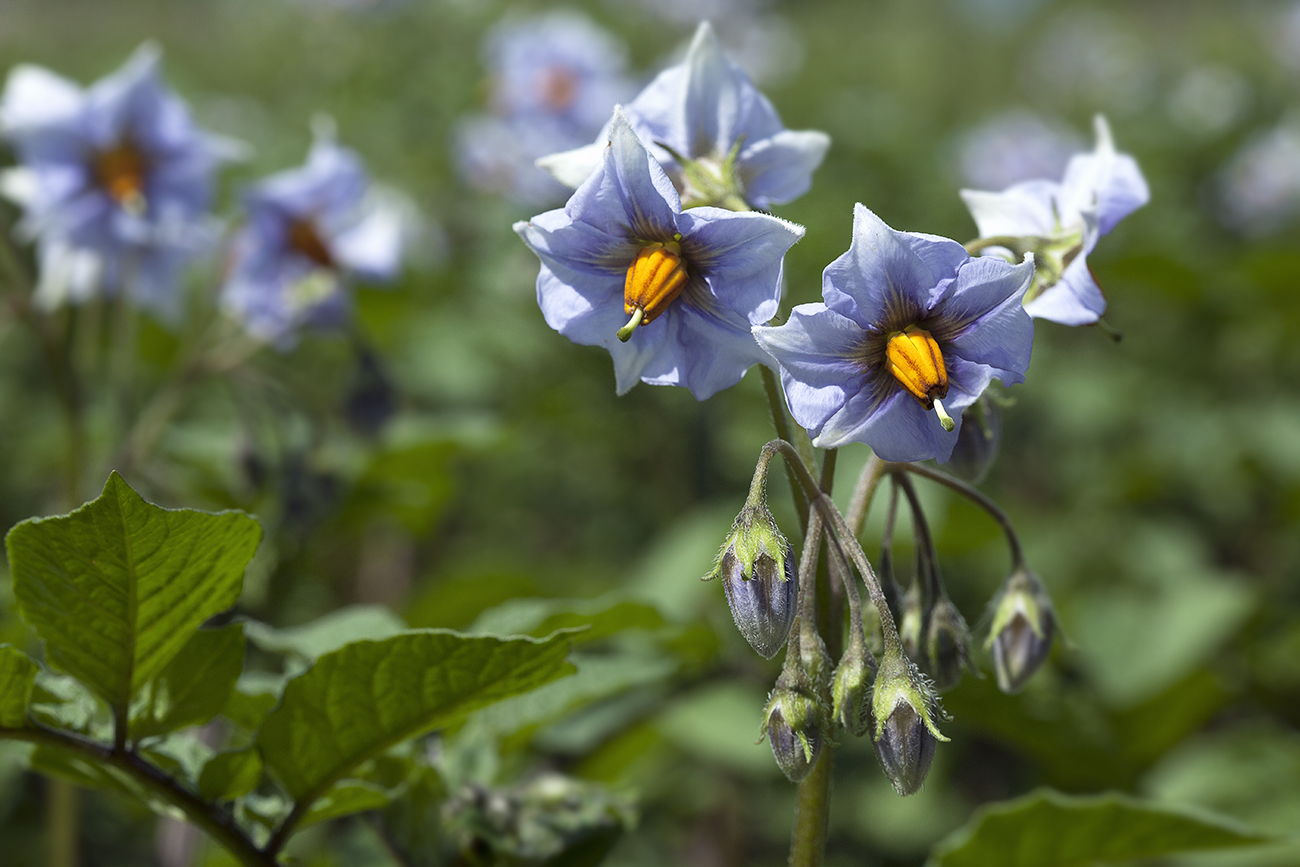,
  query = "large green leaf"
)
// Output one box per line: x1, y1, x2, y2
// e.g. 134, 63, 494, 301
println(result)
256, 630, 573, 802
470, 596, 666, 645
242, 605, 405, 659
6, 473, 261, 713
130, 624, 245, 740
0, 645, 38, 728
927, 789, 1278, 867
